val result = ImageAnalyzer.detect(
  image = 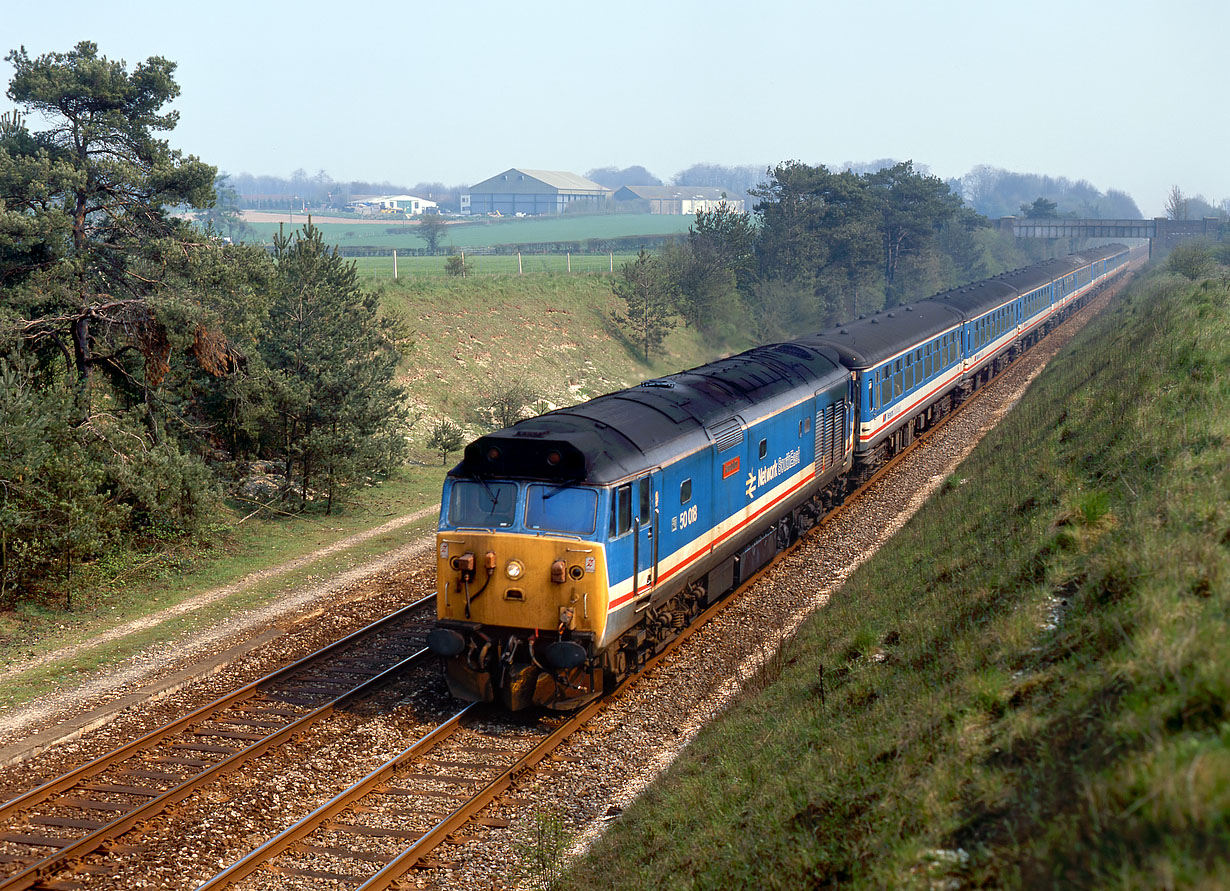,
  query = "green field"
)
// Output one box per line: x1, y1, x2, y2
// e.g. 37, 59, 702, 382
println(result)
351, 252, 640, 279
244, 213, 693, 251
